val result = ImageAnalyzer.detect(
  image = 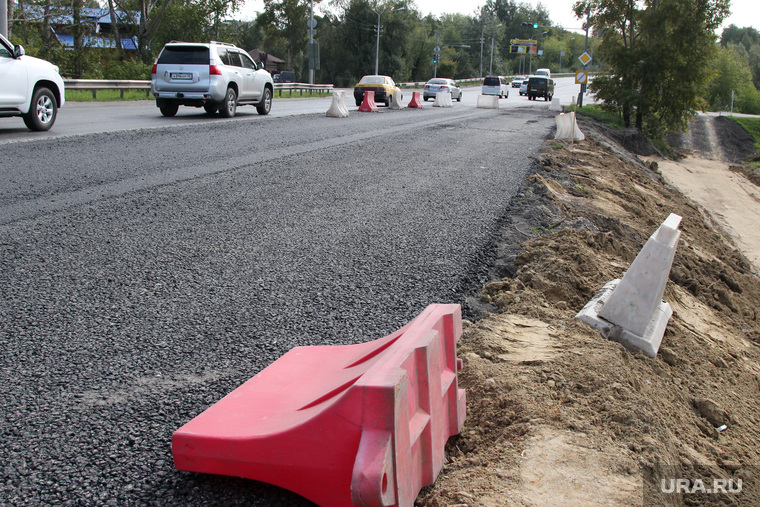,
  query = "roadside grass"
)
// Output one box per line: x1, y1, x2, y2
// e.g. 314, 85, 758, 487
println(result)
731, 116, 760, 150
728, 116, 760, 183
573, 104, 626, 130
65, 89, 332, 102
